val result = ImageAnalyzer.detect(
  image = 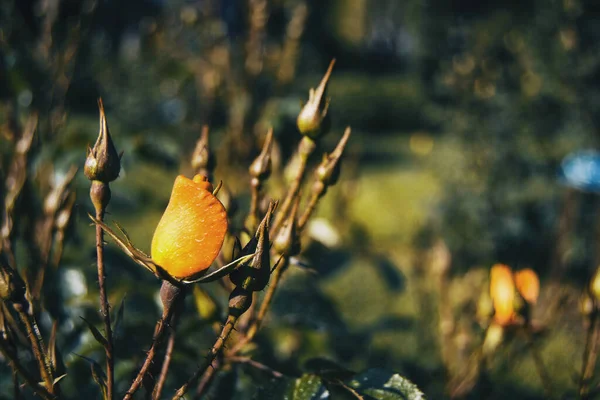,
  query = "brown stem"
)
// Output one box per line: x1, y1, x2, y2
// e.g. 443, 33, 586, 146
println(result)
194, 360, 219, 399
229, 256, 289, 355
298, 191, 319, 231
0, 336, 56, 400
172, 314, 239, 400
580, 306, 600, 399
227, 356, 284, 378
125, 283, 185, 399
95, 207, 114, 400
272, 139, 314, 233
14, 305, 53, 393
249, 182, 260, 221
13, 370, 20, 400
151, 314, 180, 400
248, 257, 287, 338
